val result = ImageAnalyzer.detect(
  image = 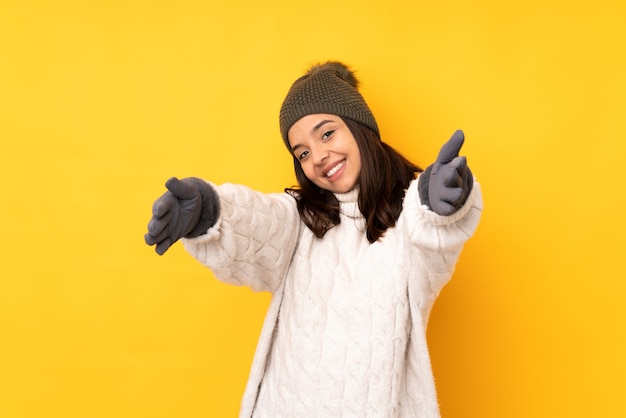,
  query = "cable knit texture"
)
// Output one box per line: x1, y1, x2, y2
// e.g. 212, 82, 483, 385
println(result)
182, 177, 483, 418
